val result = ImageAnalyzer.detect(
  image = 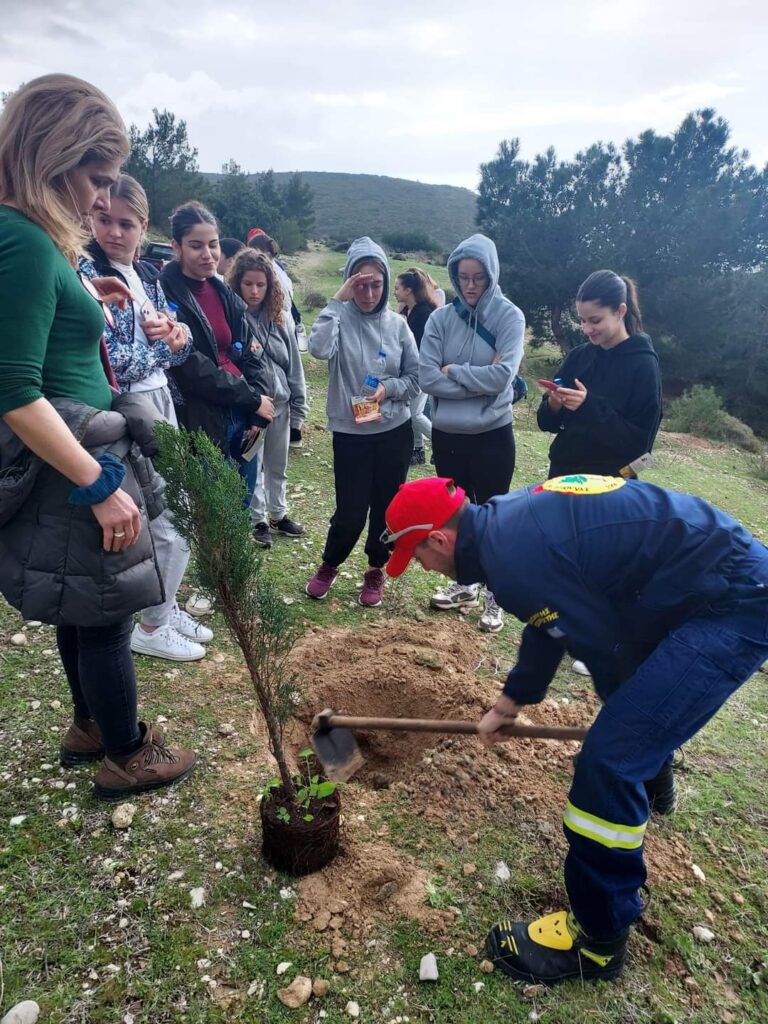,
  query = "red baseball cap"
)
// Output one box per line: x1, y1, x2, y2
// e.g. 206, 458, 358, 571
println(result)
383, 477, 466, 578
247, 227, 267, 242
